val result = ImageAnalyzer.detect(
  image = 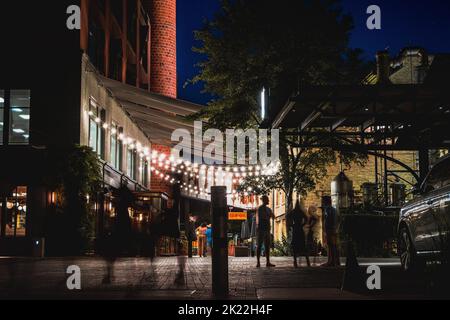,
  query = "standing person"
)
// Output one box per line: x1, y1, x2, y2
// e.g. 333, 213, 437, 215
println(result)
197, 223, 208, 258
307, 205, 321, 263
205, 224, 213, 257
186, 215, 197, 258
256, 195, 276, 268
286, 200, 311, 268
321, 197, 340, 267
